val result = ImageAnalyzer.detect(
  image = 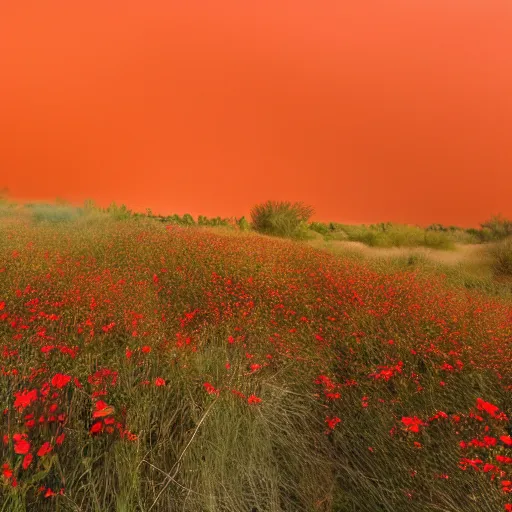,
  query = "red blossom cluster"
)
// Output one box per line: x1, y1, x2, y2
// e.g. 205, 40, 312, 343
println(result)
0, 219, 511, 508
